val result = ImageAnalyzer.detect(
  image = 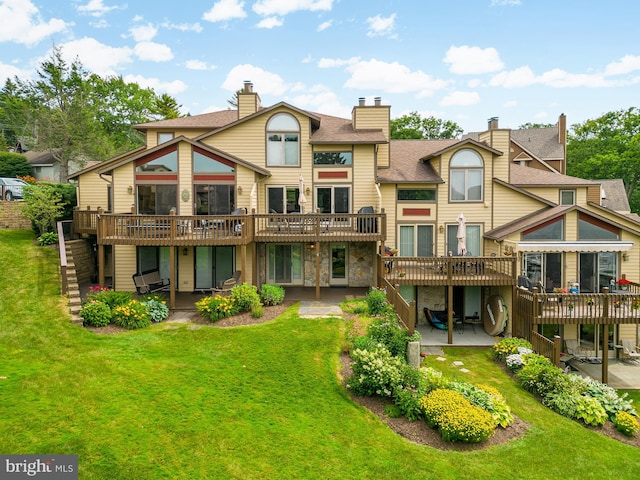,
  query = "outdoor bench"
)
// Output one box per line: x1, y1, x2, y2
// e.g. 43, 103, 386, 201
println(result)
132, 270, 170, 295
